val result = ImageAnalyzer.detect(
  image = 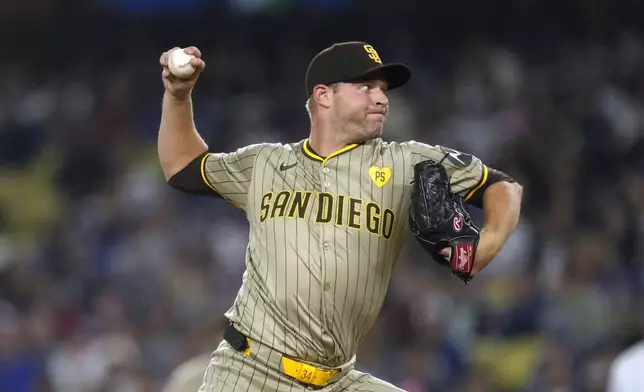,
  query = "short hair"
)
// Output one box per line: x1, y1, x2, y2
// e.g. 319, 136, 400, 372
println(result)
305, 97, 313, 120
